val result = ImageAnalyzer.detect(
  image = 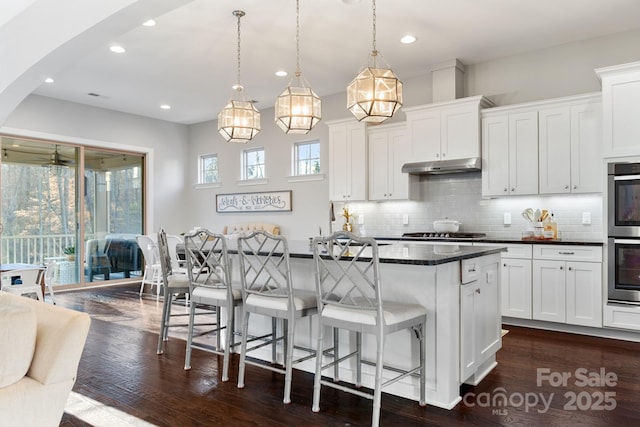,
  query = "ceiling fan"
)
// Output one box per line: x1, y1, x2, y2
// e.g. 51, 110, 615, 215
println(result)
44, 145, 73, 167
